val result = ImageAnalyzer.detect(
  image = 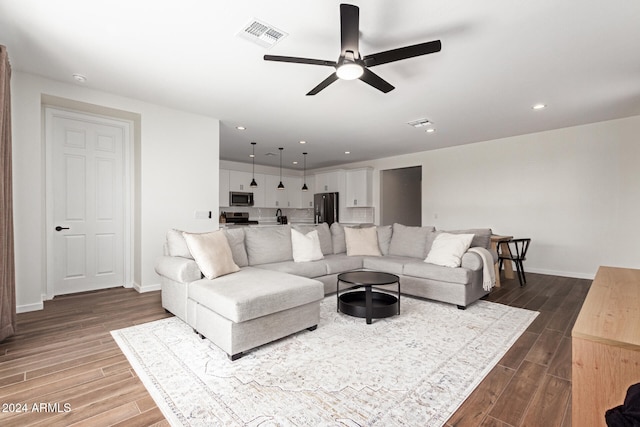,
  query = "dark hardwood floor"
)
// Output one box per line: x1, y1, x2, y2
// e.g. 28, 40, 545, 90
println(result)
0, 272, 590, 426
447, 273, 590, 427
